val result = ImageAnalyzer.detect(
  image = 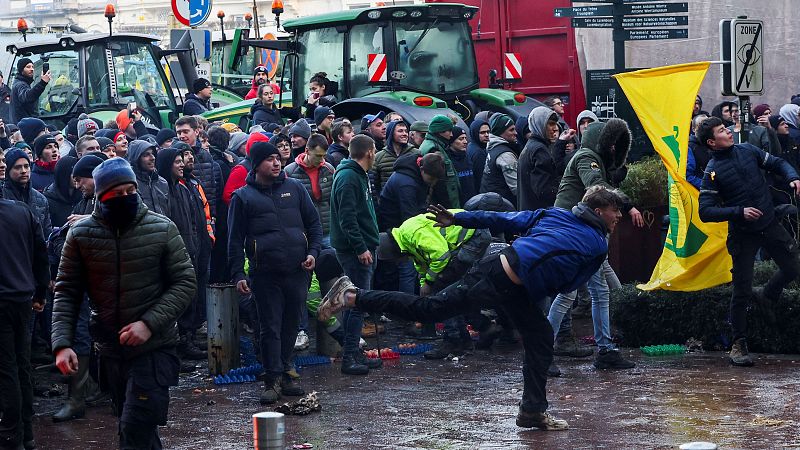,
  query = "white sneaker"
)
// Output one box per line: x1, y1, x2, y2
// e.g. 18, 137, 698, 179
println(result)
318, 276, 357, 321
379, 314, 392, 323
359, 338, 367, 349
294, 331, 310, 351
